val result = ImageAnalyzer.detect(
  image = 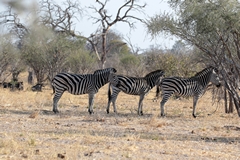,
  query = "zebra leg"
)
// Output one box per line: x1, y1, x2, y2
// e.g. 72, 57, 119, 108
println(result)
53, 91, 64, 113
111, 92, 120, 114
160, 100, 166, 117
106, 97, 111, 114
192, 96, 199, 118
107, 88, 120, 114
138, 94, 145, 116
160, 93, 173, 117
106, 84, 113, 114
88, 93, 96, 114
